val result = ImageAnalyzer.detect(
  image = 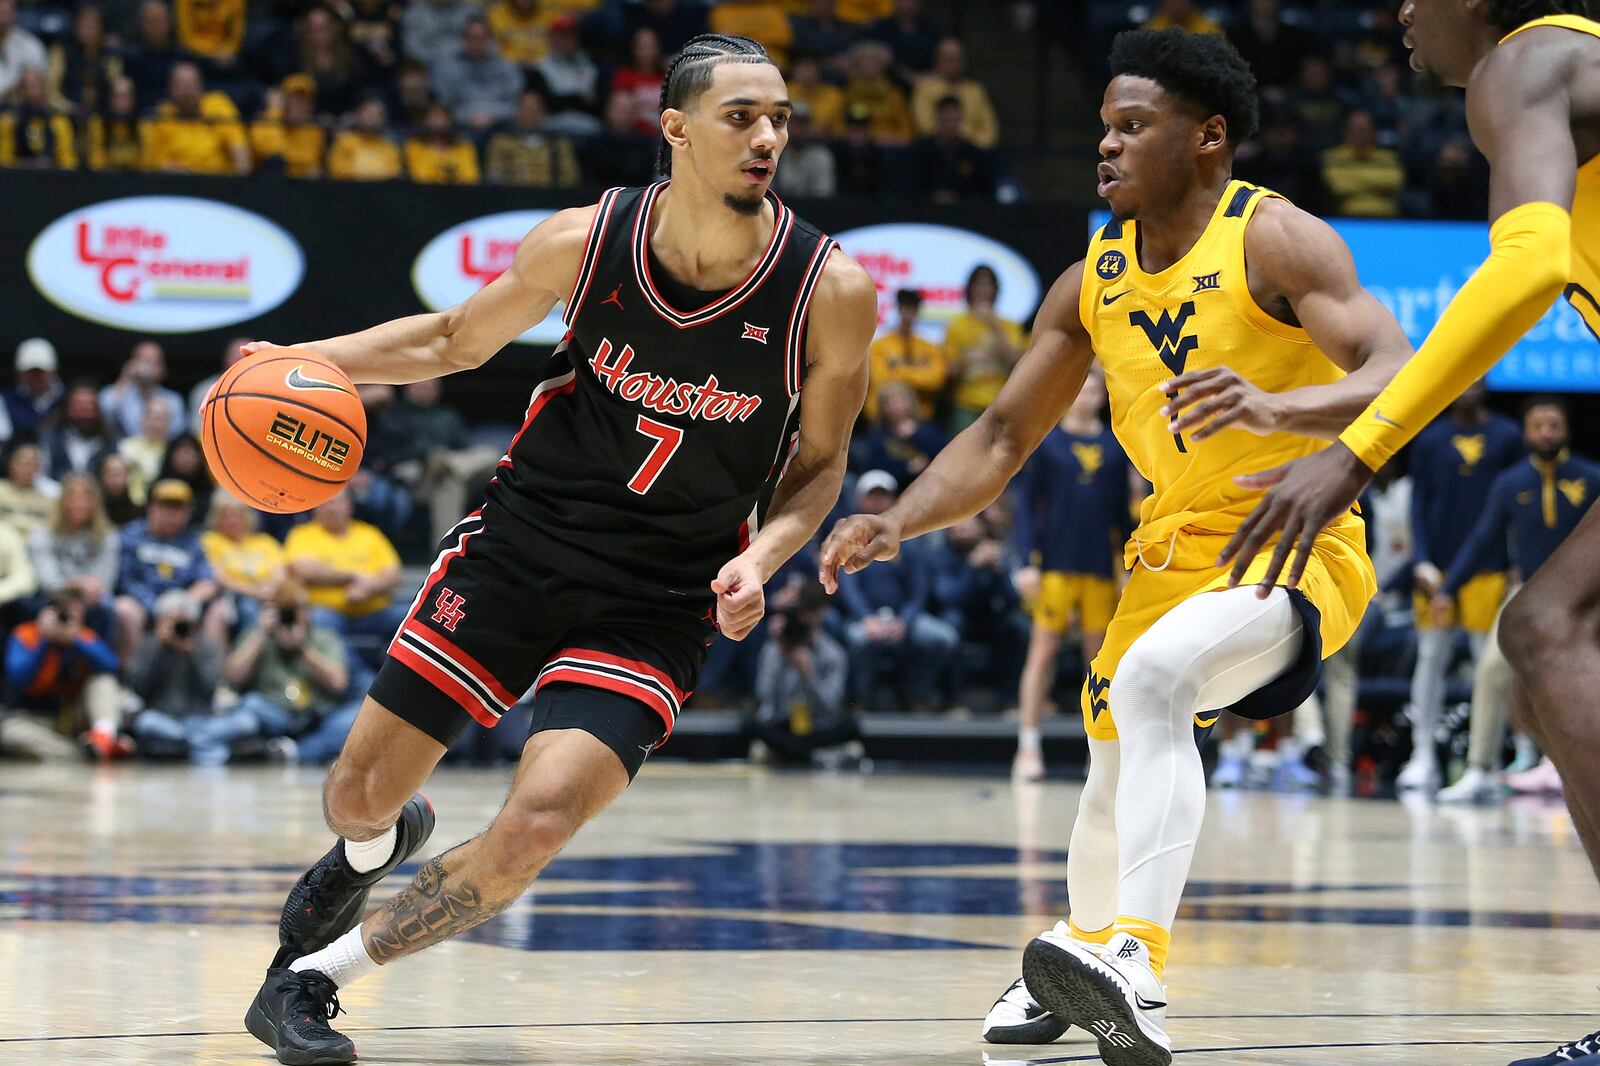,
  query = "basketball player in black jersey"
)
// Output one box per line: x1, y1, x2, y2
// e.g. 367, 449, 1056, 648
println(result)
236, 35, 876, 1065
